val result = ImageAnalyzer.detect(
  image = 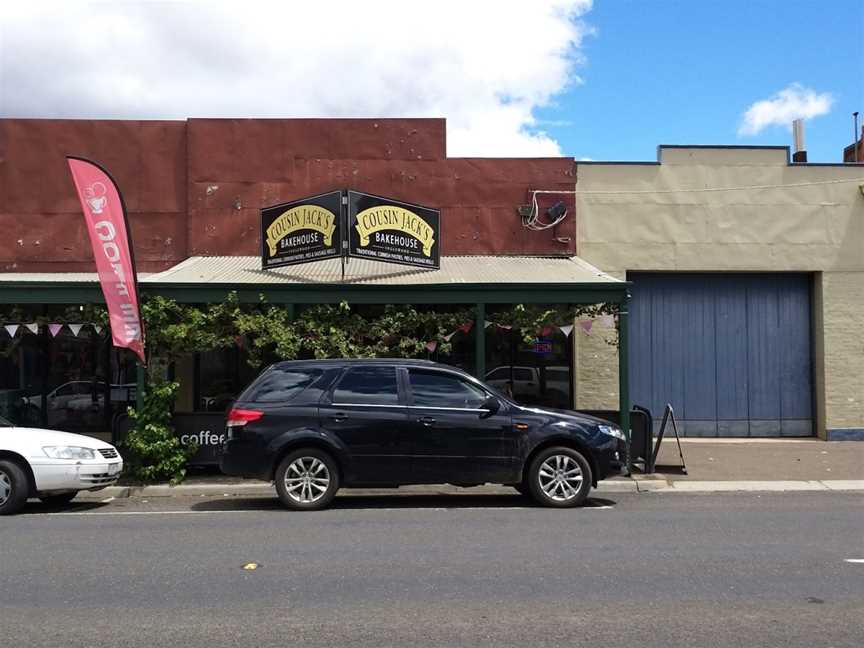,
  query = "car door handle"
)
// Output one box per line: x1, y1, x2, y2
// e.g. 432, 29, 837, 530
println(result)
418, 416, 436, 427
329, 412, 348, 423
